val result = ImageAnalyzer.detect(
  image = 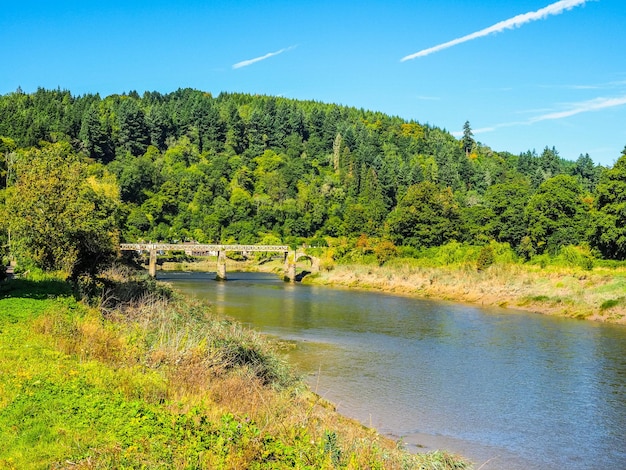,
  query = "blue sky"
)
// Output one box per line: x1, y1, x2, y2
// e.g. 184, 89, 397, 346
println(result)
2, 0, 625, 166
